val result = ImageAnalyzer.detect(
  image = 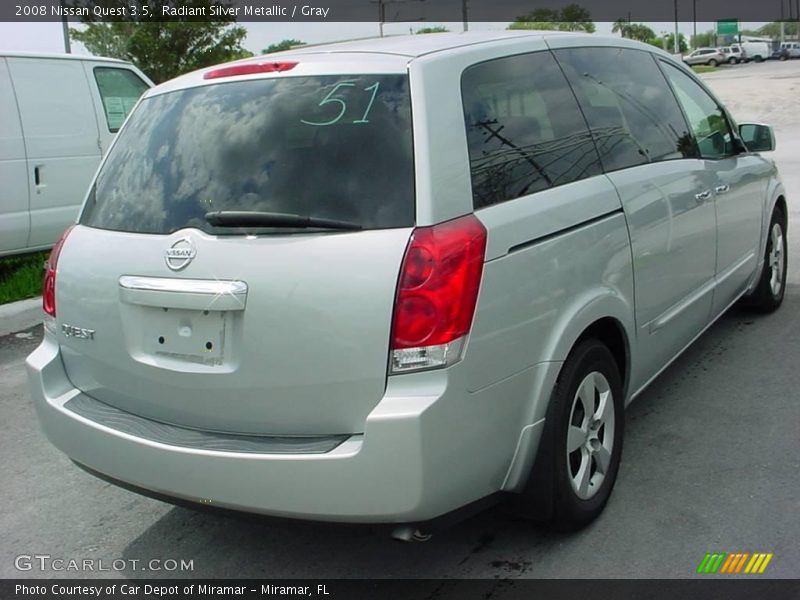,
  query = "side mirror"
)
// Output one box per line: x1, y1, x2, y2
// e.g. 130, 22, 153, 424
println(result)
739, 123, 776, 152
